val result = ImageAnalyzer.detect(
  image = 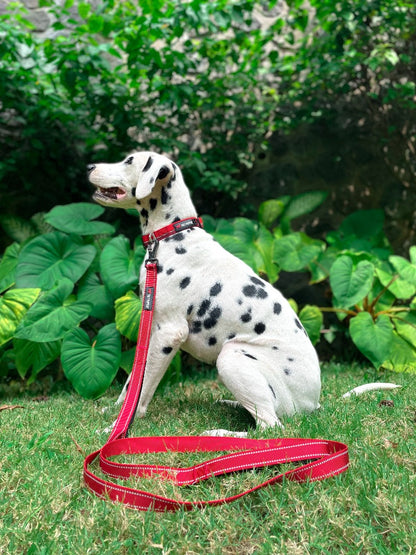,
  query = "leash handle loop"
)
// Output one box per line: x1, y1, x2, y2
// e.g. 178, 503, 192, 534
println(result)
83, 217, 349, 511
